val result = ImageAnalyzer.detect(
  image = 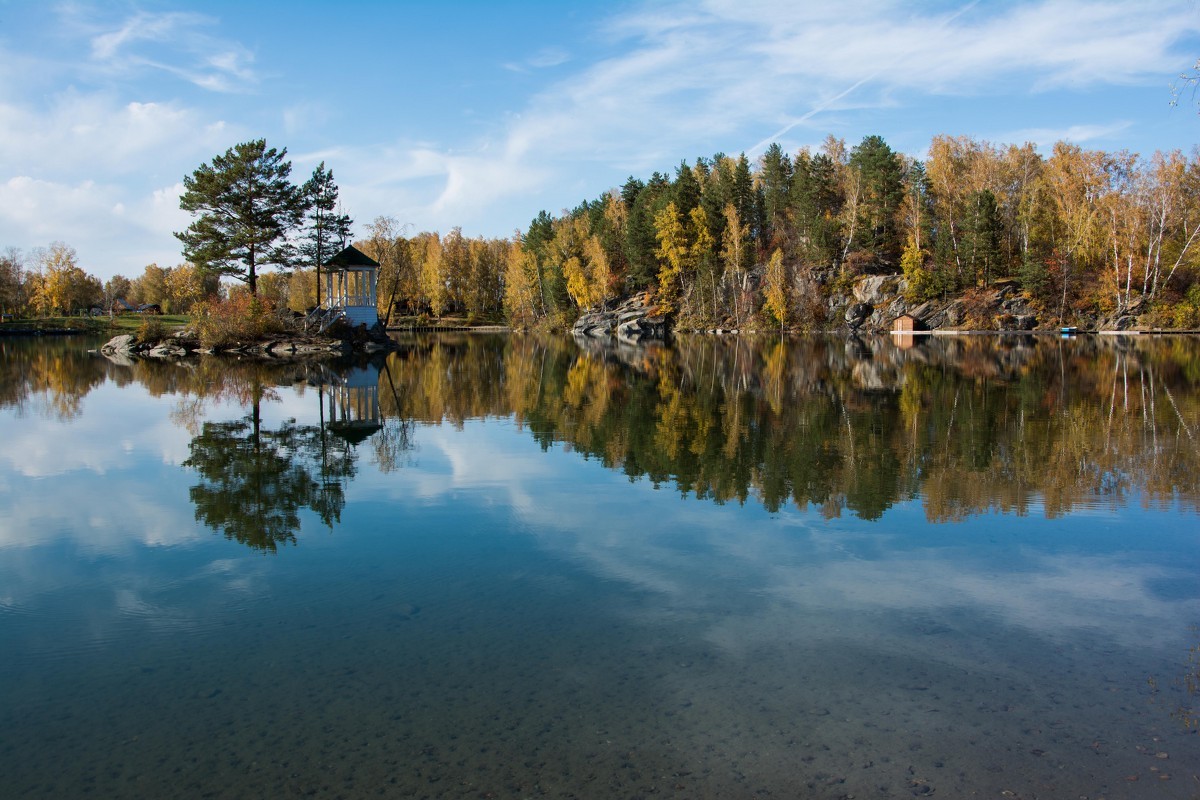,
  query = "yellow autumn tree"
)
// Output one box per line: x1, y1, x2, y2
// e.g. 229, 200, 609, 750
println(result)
418, 232, 446, 316
762, 248, 790, 329
653, 202, 690, 314
31, 243, 99, 316
503, 237, 541, 327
